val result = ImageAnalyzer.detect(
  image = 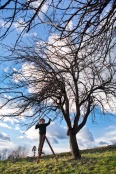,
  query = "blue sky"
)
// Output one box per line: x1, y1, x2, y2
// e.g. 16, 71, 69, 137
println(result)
0, 1, 116, 158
